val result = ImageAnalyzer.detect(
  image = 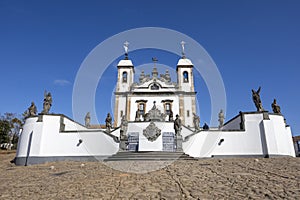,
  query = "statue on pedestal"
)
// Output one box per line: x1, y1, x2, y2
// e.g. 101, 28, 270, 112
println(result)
120, 115, 128, 136
105, 113, 112, 132
218, 109, 224, 129
252, 87, 264, 112
41, 91, 52, 114
193, 113, 200, 131
174, 114, 183, 151
174, 114, 182, 136
28, 102, 37, 117
271, 99, 281, 114
119, 115, 128, 151
85, 112, 91, 127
